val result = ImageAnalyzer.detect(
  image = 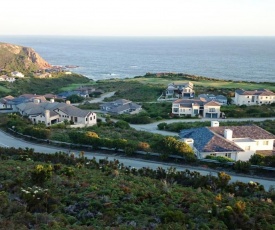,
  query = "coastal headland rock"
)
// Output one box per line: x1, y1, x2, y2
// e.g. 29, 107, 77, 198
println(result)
0, 42, 51, 71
